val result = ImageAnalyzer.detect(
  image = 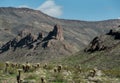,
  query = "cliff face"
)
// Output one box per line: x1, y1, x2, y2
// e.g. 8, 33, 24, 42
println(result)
52, 24, 64, 41
44, 24, 64, 41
